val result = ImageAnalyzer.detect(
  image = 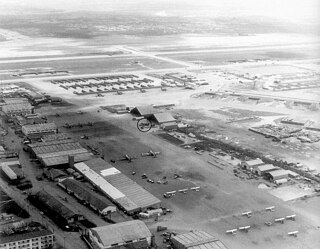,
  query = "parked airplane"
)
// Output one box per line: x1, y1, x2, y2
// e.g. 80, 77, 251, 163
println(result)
274, 217, 285, 224
239, 226, 251, 232
242, 211, 252, 217
288, 231, 298, 237
226, 229, 237, 235
141, 150, 160, 158
286, 214, 296, 221
190, 186, 200, 191
265, 206, 275, 212
111, 154, 137, 163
